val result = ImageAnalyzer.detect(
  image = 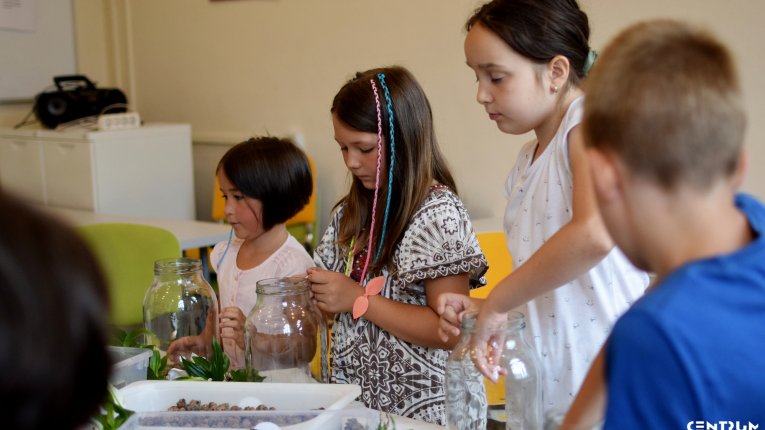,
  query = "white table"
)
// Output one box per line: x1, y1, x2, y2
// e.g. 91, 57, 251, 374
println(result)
338, 402, 442, 429
43, 206, 231, 250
